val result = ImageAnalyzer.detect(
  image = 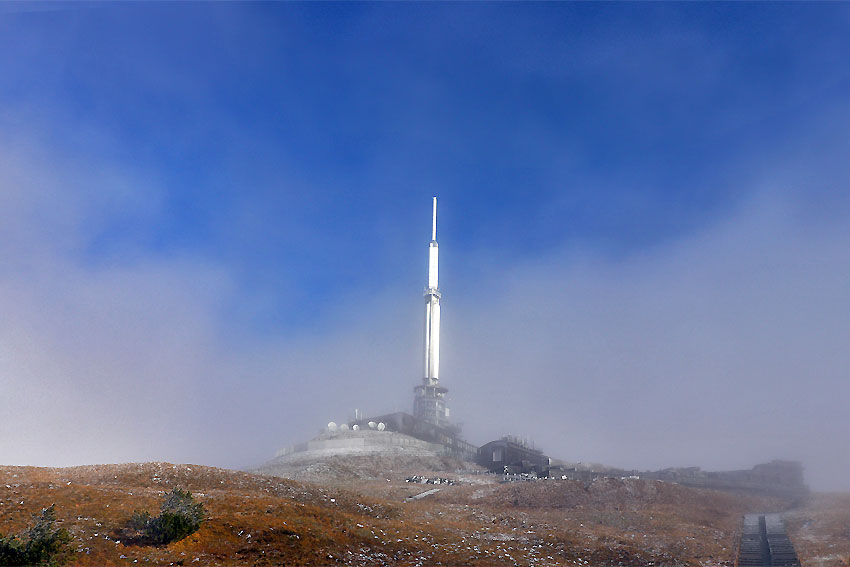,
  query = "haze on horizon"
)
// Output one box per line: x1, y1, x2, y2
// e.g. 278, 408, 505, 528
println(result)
1, 4, 848, 491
